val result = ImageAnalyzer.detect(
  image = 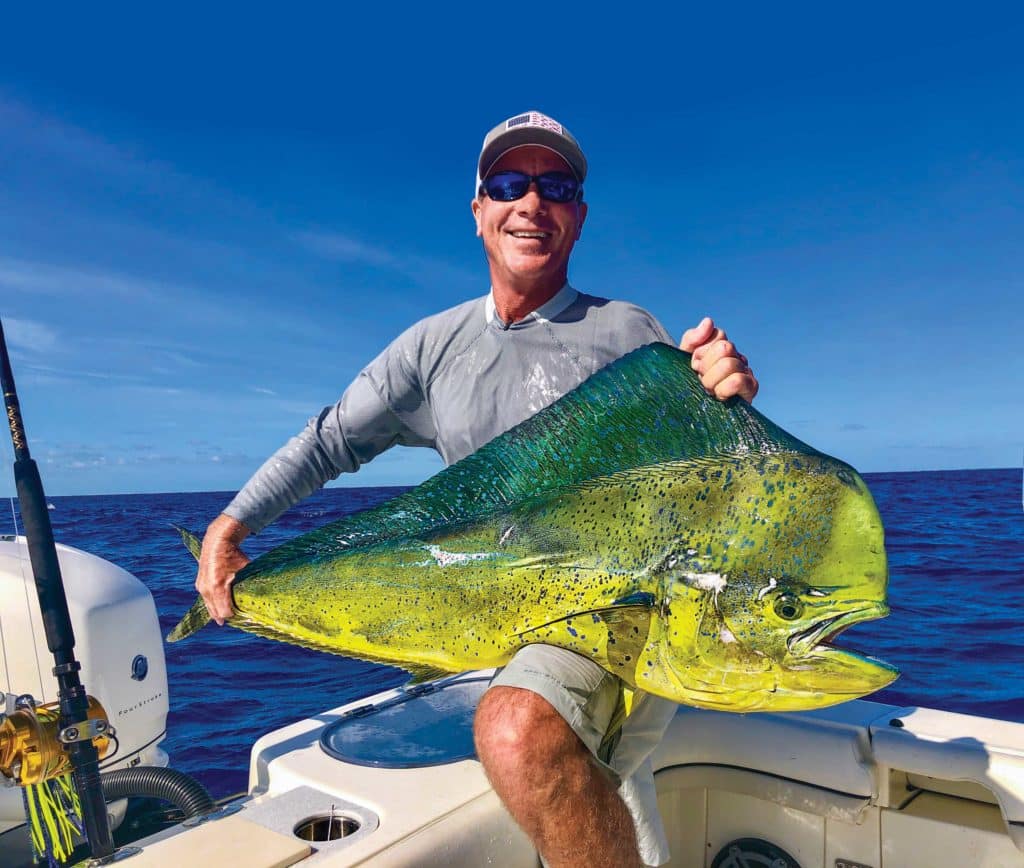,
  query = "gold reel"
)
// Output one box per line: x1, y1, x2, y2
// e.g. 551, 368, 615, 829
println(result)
0, 696, 111, 786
